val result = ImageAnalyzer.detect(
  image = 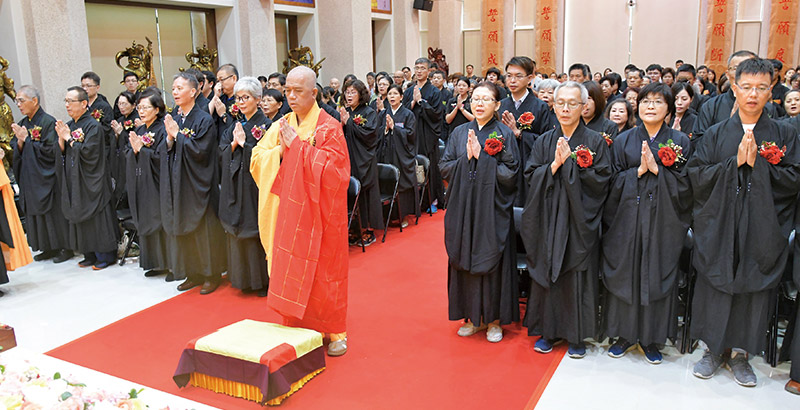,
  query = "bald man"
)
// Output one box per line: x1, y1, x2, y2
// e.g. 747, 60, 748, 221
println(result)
251, 66, 351, 356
